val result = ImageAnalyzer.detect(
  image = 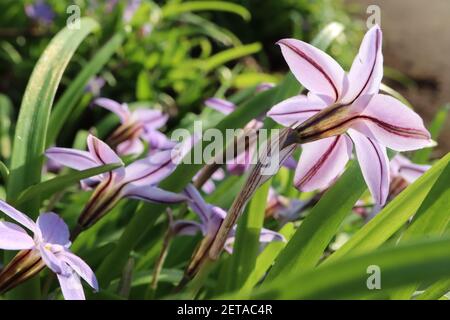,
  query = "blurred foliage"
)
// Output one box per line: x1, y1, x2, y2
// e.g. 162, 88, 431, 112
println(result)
0, 0, 362, 135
